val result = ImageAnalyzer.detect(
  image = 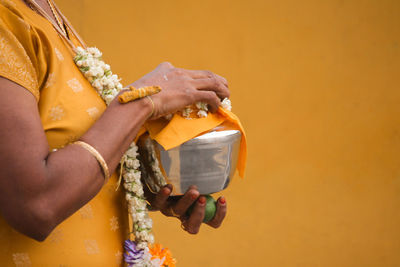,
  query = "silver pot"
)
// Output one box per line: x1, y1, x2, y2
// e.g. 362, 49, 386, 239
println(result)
137, 127, 241, 195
